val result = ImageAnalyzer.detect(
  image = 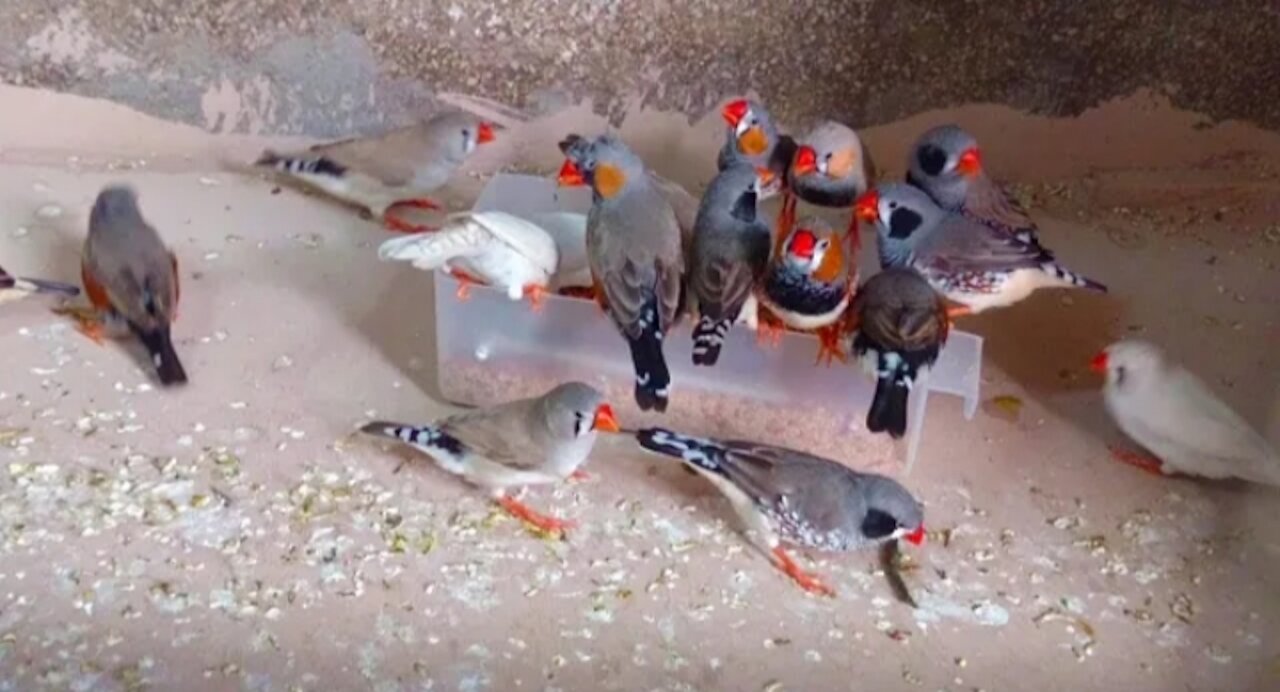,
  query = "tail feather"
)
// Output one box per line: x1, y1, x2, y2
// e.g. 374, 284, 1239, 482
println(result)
866, 376, 910, 438
634, 428, 727, 474
16, 277, 80, 297
359, 421, 465, 457
853, 334, 939, 439
627, 296, 671, 412
691, 316, 731, 366
255, 150, 347, 179
134, 325, 187, 386
1038, 259, 1106, 293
